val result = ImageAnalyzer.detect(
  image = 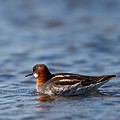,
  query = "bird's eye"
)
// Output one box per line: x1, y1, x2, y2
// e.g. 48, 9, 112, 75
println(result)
33, 67, 36, 72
